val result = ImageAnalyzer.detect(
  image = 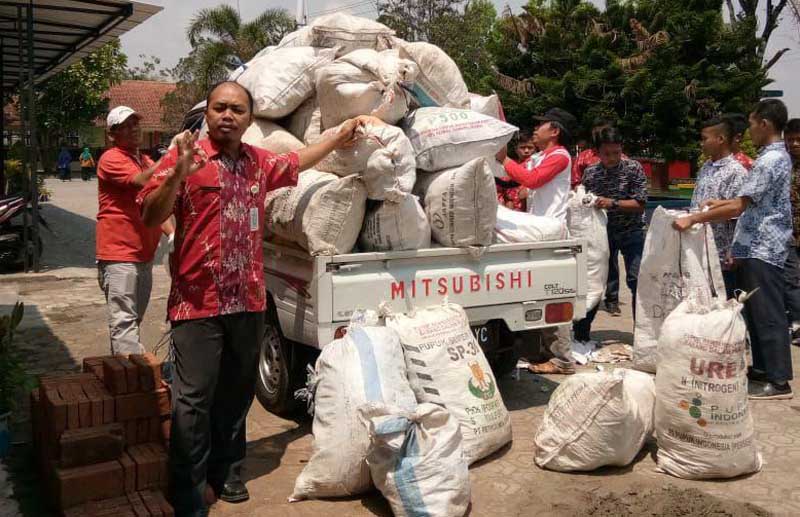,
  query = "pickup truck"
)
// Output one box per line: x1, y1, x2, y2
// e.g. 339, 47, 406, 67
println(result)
257, 239, 588, 414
